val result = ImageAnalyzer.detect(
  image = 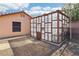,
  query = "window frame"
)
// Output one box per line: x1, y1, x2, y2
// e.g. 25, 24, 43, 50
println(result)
12, 22, 21, 32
